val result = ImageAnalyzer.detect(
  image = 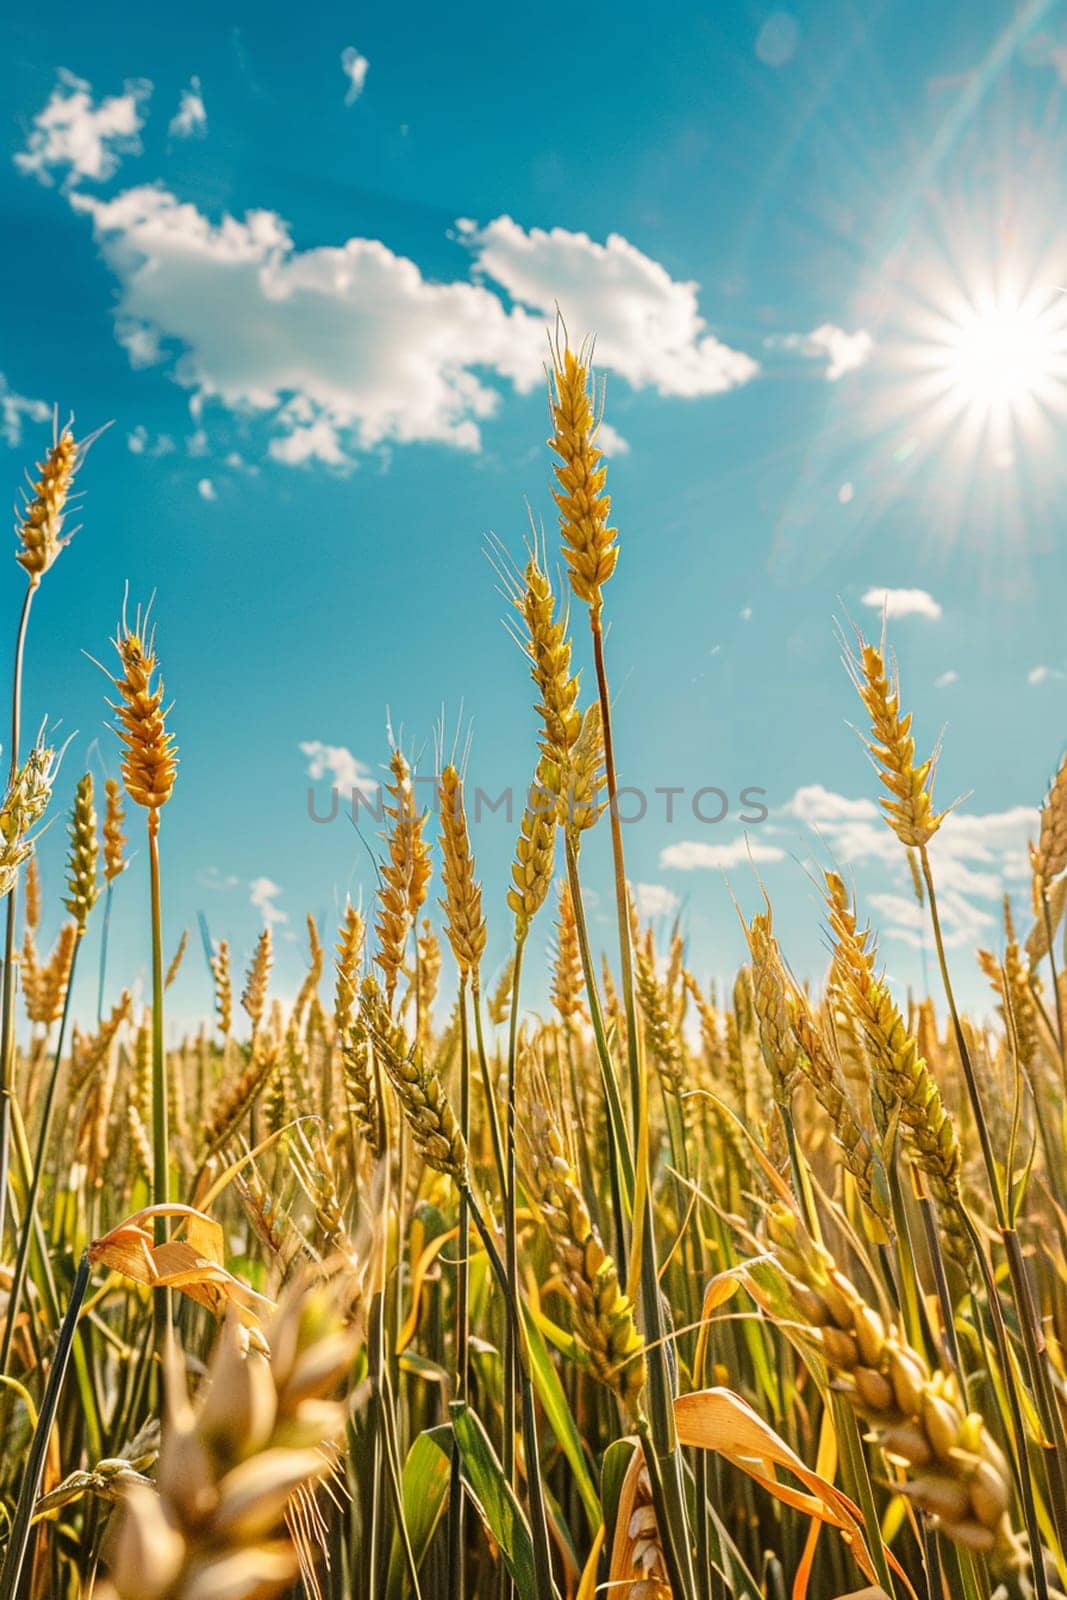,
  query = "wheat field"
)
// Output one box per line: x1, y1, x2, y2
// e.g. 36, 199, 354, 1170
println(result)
0, 339, 1065, 1600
